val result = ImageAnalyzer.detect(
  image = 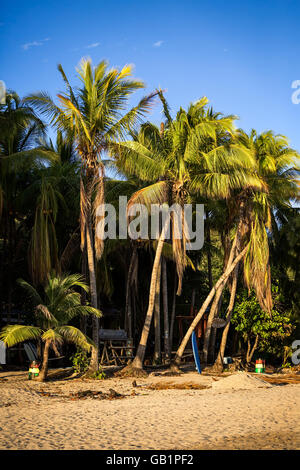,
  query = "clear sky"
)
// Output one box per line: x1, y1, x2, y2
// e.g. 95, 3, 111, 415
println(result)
1, 0, 300, 150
